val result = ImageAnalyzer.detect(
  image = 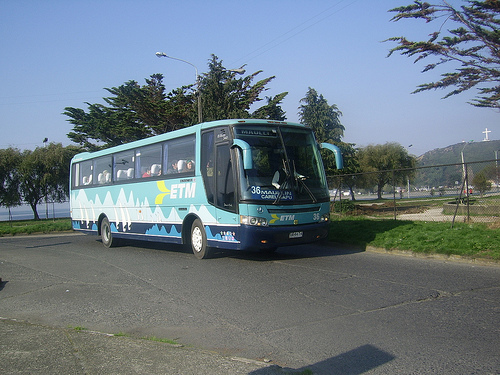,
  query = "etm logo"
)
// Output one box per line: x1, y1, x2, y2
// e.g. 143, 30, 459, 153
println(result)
155, 181, 196, 204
